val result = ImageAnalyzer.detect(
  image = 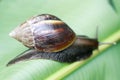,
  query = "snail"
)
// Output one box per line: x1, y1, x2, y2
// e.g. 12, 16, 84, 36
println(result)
7, 14, 115, 66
